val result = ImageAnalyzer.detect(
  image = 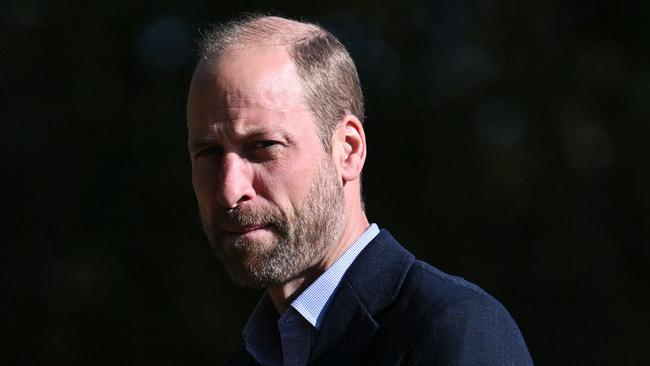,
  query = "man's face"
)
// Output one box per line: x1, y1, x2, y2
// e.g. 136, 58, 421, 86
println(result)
186, 47, 344, 288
